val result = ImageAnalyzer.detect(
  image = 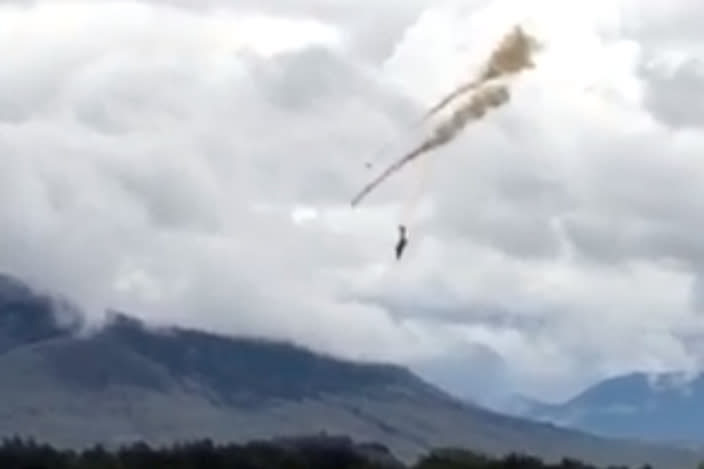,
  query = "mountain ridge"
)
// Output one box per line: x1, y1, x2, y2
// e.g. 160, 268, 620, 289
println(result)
522, 370, 704, 446
0, 272, 702, 468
